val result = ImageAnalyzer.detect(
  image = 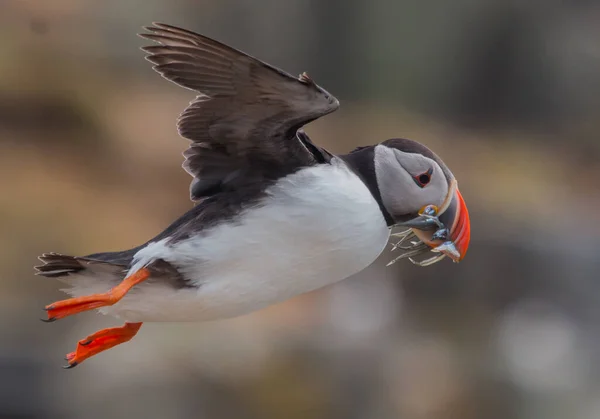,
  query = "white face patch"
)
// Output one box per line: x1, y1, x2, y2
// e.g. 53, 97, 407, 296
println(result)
374, 145, 448, 220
